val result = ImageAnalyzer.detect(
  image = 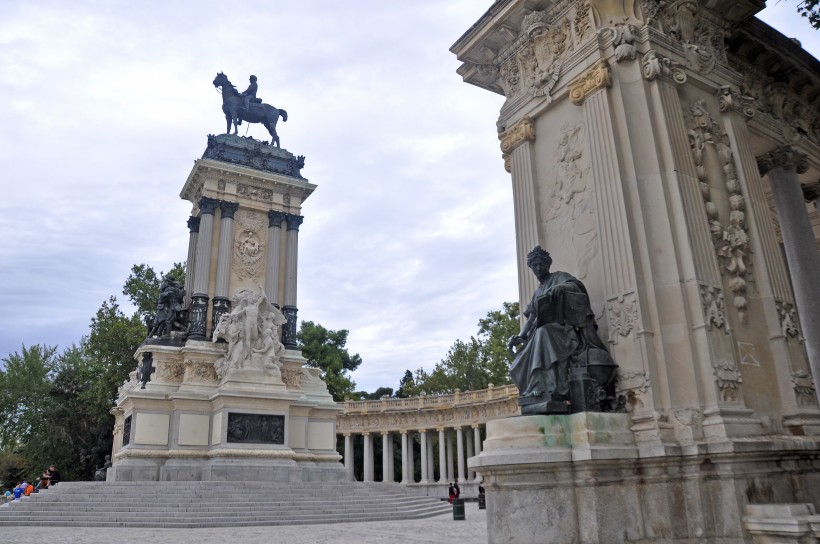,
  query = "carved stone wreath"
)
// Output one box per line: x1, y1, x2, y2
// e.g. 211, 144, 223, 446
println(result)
233, 210, 266, 280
